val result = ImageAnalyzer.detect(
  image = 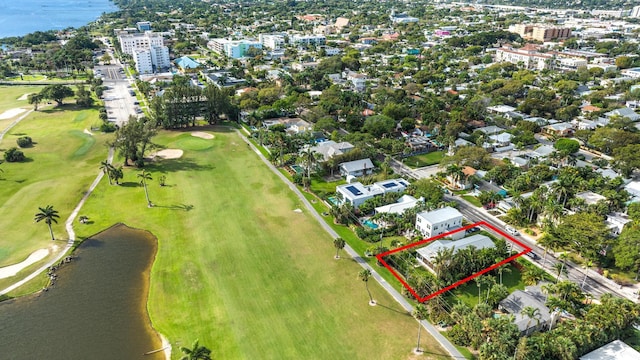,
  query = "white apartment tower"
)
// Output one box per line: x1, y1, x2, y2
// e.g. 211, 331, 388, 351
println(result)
118, 32, 169, 74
